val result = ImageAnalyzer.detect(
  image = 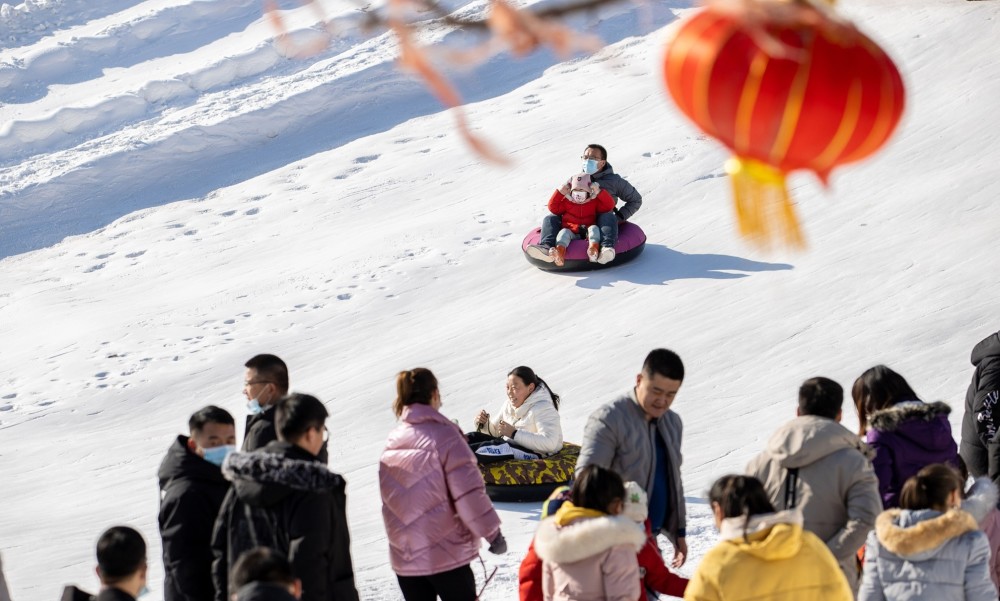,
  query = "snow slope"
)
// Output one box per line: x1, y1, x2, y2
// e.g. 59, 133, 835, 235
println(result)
1, 0, 998, 599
